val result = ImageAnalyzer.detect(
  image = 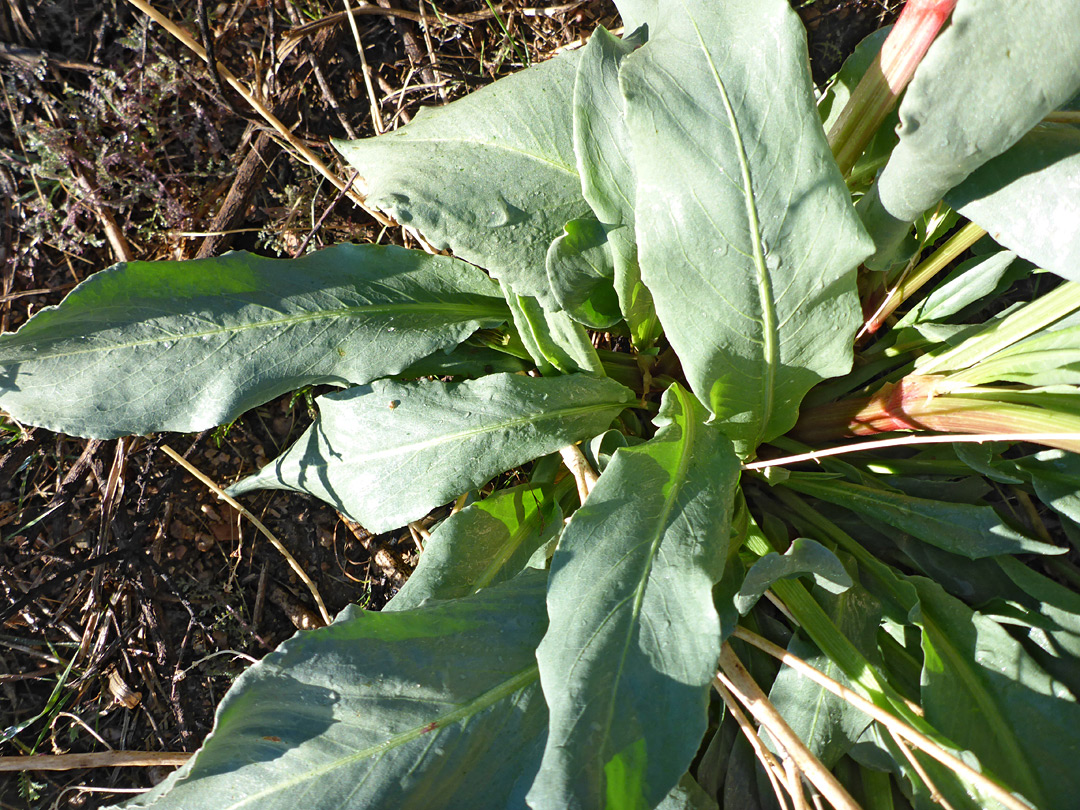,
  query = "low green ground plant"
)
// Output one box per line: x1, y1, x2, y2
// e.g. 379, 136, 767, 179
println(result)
2, 1, 1080, 808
